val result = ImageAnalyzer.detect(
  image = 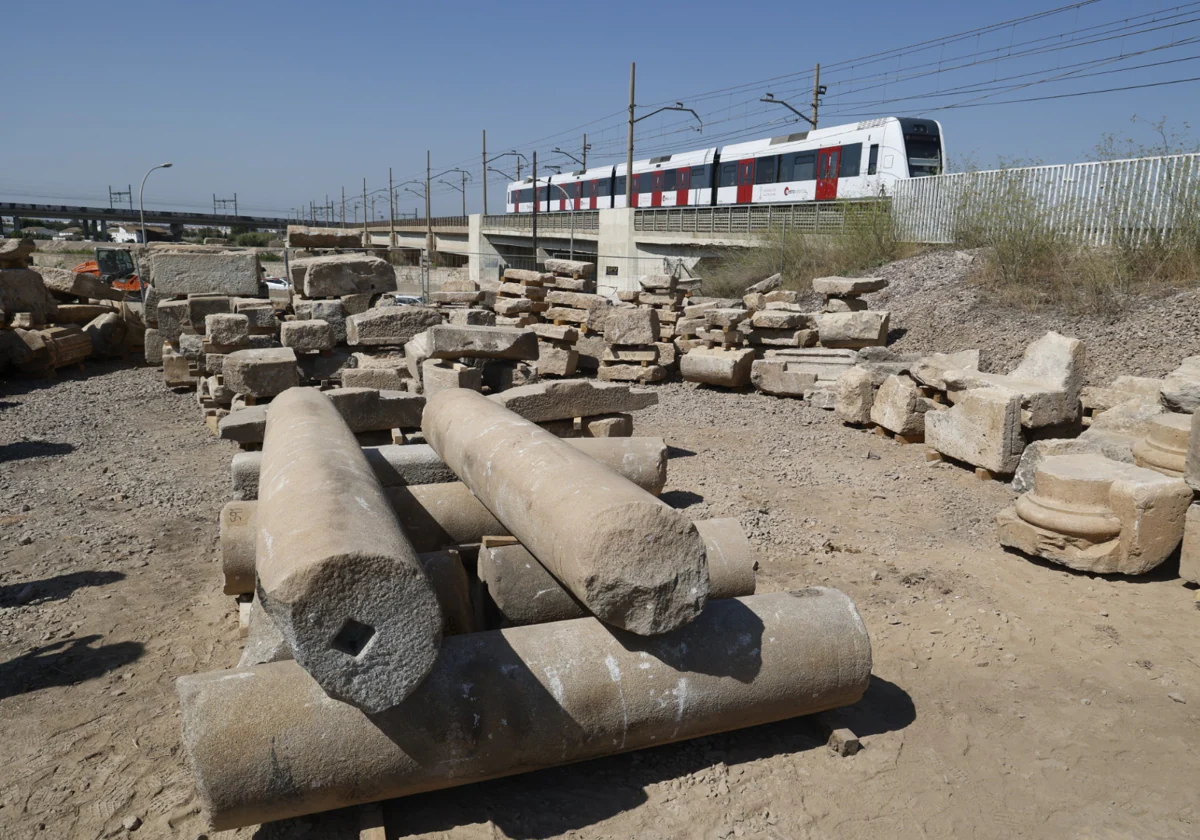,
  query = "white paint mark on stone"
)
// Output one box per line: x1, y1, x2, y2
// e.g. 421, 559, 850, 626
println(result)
605, 655, 622, 682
